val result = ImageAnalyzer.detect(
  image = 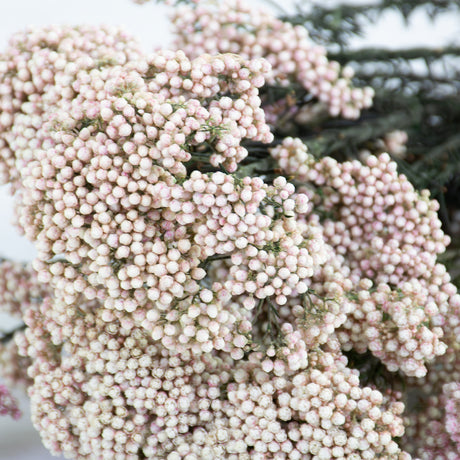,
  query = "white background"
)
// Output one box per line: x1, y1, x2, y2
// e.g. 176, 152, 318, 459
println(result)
0, 1, 458, 459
